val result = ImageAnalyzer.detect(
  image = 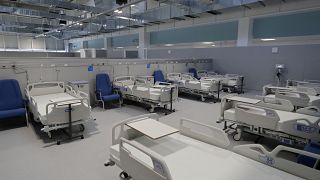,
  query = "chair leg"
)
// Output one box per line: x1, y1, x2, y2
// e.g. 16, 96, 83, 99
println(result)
25, 110, 29, 127
102, 101, 105, 109
119, 99, 122, 108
